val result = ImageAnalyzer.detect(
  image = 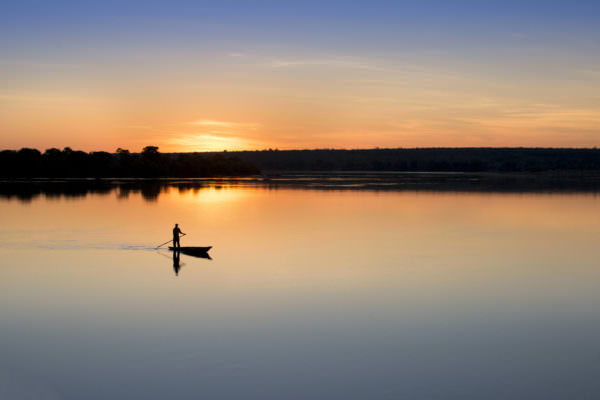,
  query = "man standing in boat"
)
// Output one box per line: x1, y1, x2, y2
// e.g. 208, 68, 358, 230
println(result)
173, 223, 185, 248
